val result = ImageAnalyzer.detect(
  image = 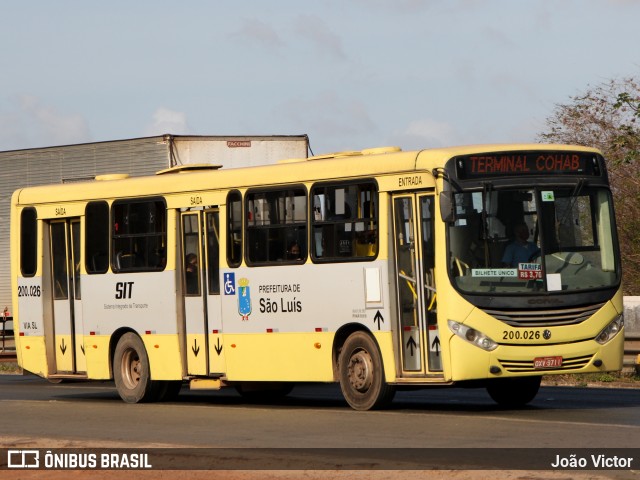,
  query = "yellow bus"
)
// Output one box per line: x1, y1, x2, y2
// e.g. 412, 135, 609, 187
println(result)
10, 144, 624, 410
